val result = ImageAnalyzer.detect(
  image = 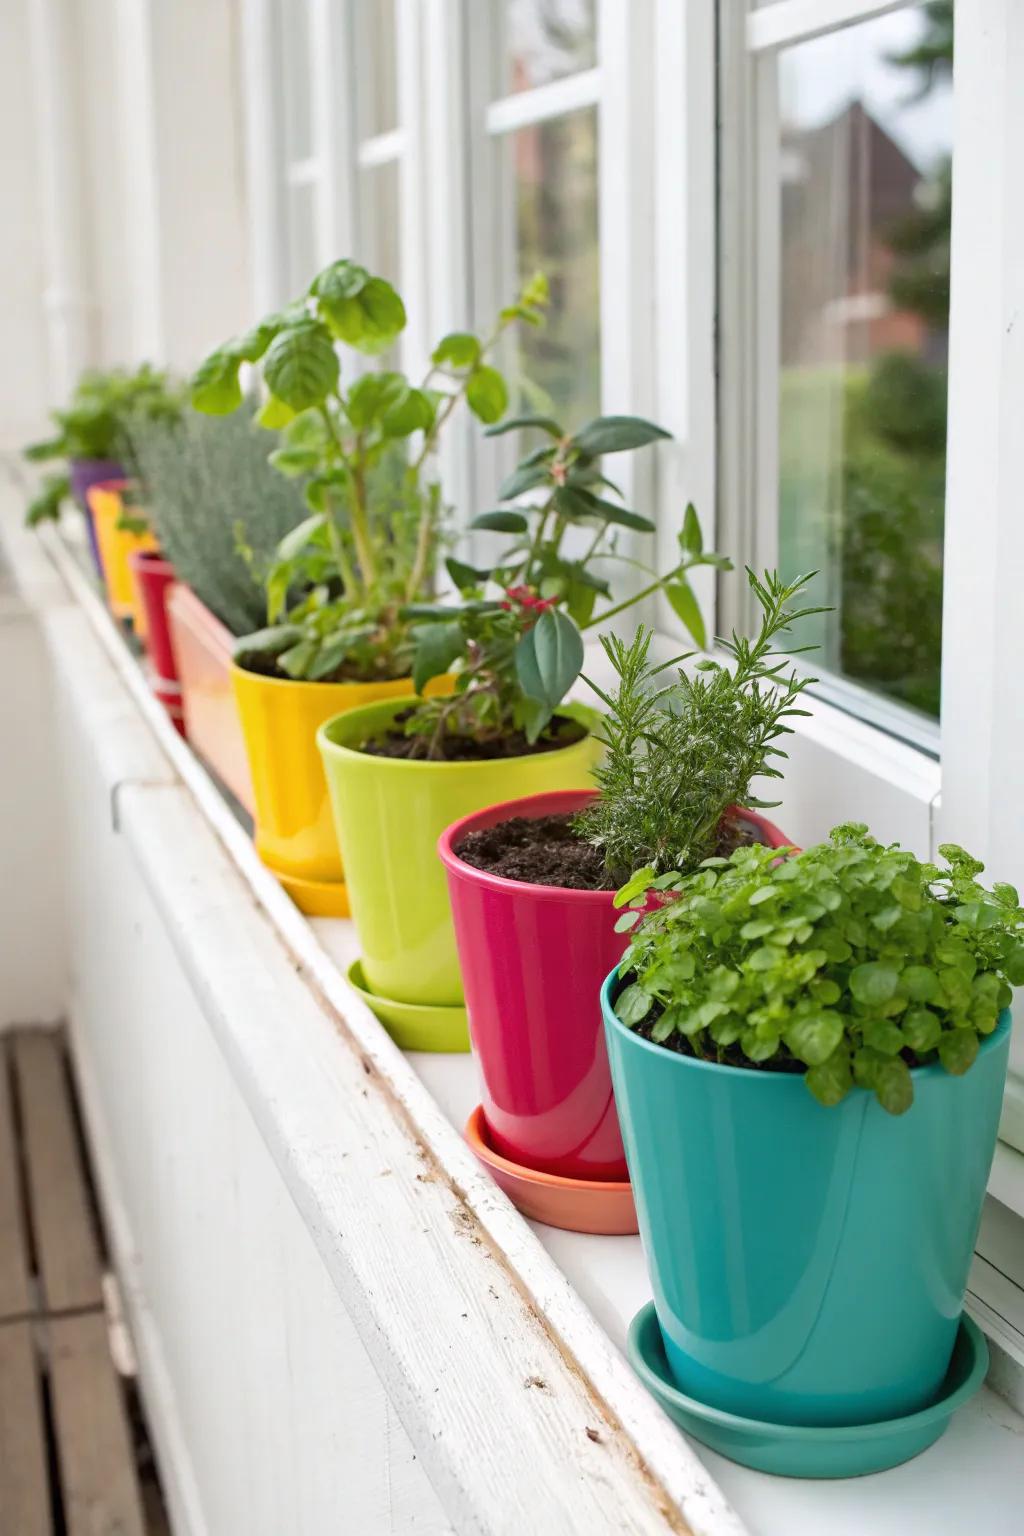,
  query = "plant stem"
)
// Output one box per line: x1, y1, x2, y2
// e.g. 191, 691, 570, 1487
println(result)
580, 573, 670, 631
